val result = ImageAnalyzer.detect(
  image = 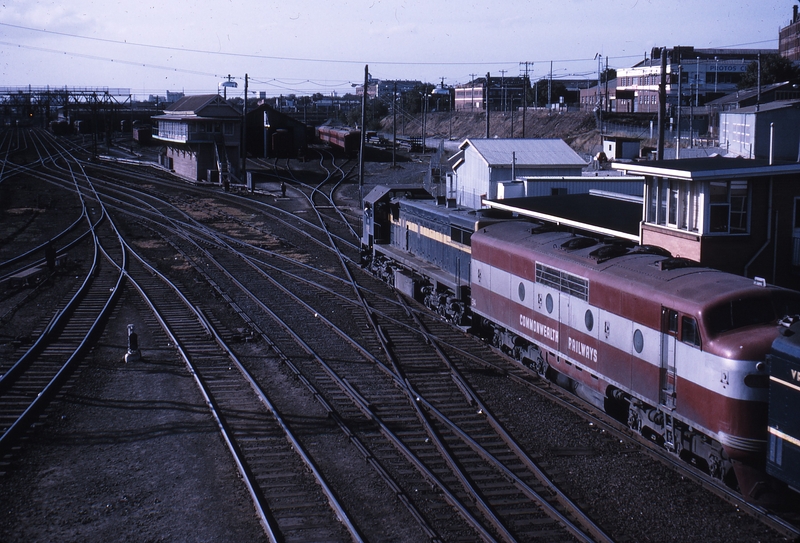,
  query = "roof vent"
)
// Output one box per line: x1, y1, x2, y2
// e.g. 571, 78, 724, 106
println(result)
559, 237, 597, 251
630, 245, 671, 257
589, 244, 629, 262
656, 257, 700, 271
